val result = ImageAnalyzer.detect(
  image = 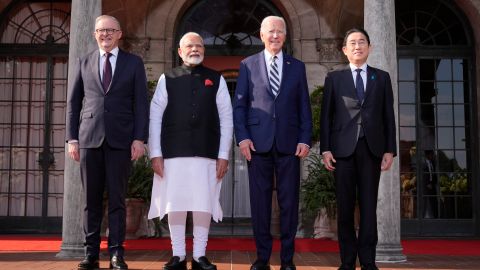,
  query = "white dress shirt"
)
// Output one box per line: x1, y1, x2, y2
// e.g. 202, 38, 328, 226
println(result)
349, 62, 367, 91
264, 49, 283, 83
99, 47, 119, 81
